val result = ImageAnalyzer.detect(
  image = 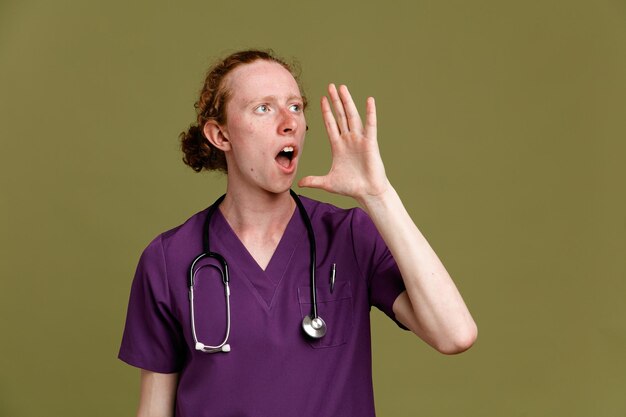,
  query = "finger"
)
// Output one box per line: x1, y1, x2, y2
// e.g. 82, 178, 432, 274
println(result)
365, 97, 377, 140
298, 175, 330, 191
328, 83, 349, 134
321, 96, 340, 140
338, 85, 363, 133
